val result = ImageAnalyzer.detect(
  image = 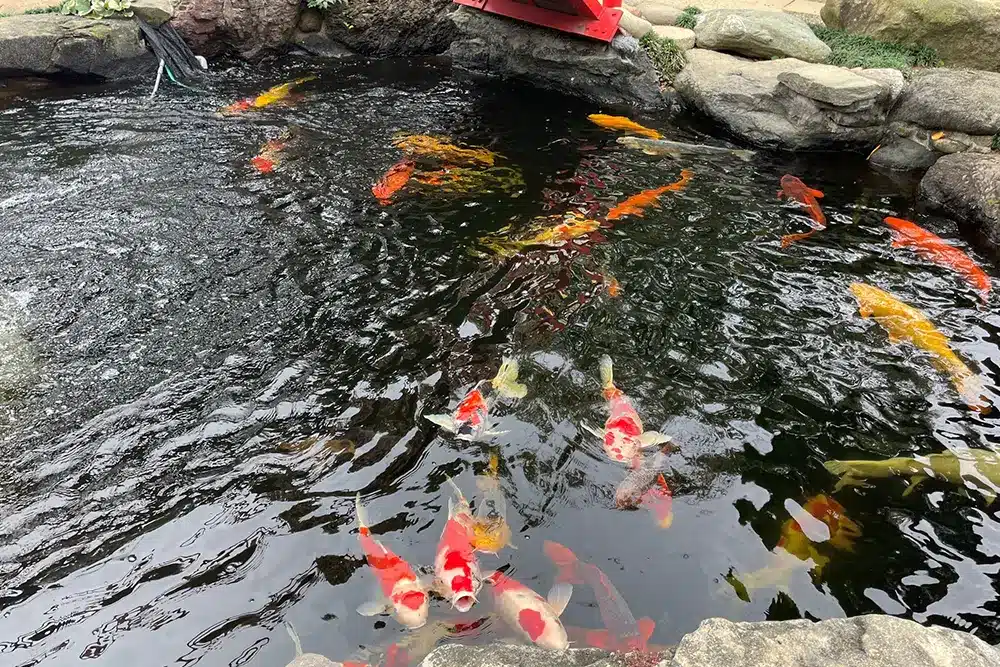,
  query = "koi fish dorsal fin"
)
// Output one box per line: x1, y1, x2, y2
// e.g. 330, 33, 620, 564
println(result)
354, 493, 369, 532
809, 188, 825, 199
547, 582, 573, 616
445, 476, 469, 506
